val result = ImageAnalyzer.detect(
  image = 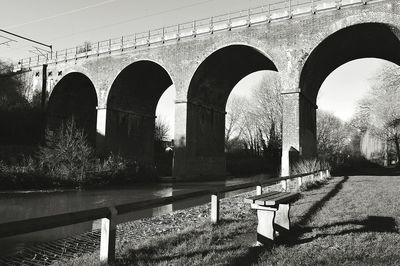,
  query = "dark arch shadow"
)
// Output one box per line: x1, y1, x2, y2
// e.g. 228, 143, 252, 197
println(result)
178, 44, 278, 178
47, 72, 98, 146
105, 60, 173, 165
